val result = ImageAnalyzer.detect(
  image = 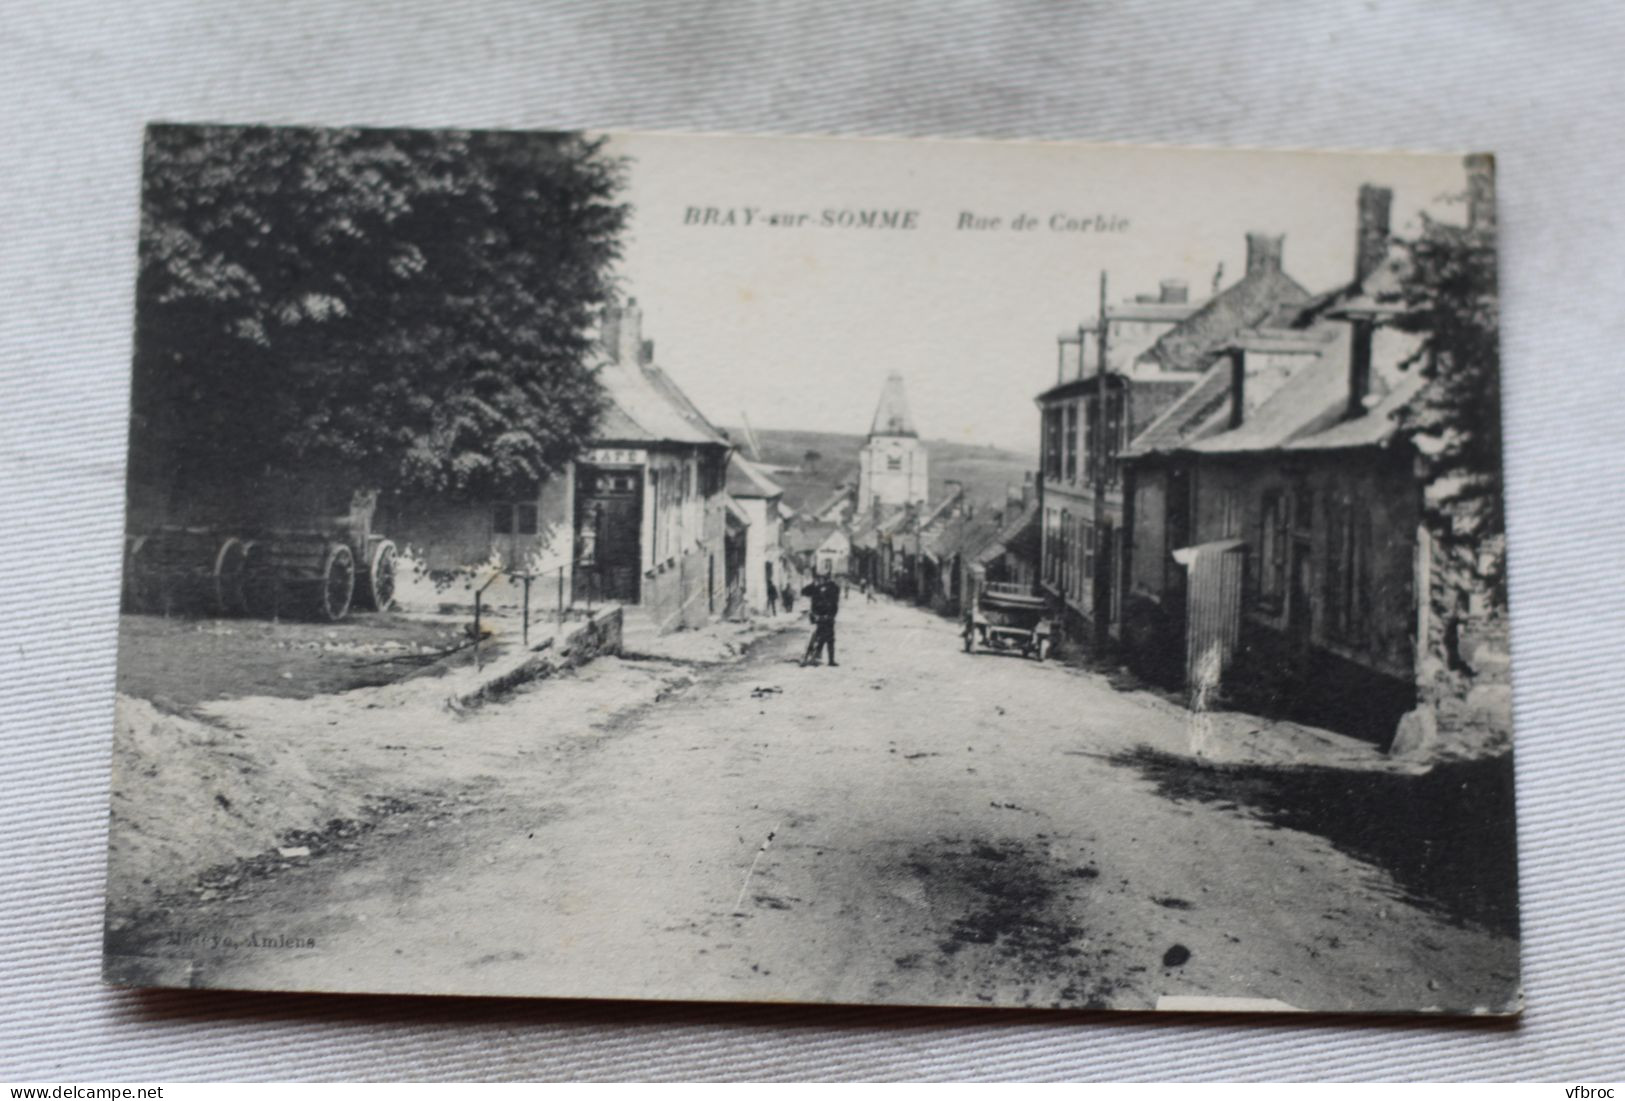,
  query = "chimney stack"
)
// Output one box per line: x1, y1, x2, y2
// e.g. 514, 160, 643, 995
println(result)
601, 298, 644, 365
1228, 348, 1247, 429
1465, 153, 1496, 231
1159, 279, 1189, 304
1356, 184, 1393, 284
1245, 232, 1284, 275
